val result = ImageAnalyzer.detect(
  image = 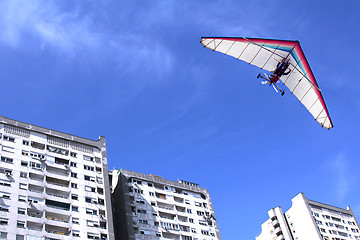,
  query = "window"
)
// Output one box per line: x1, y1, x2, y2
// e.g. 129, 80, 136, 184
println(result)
201, 230, 209, 235
0, 232, 7, 239
187, 209, 192, 214
18, 195, 26, 202
139, 219, 148, 224
17, 220, 25, 228
86, 208, 97, 215
148, 183, 153, 187
137, 209, 146, 214
71, 194, 79, 200
23, 140, 29, 146
197, 211, 204, 216
70, 152, 77, 158
20, 172, 27, 178
2, 145, 14, 153
21, 161, 27, 167
71, 172, 78, 178
134, 189, 143, 194
47, 145, 69, 156
72, 230, 80, 237
29, 152, 45, 160
1, 156, 13, 163
29, 161, 42, 170
199, 220, 207, 226
0, 218, 8, 225
0, 180, 11, 187
71, 183, 78, 188
83, 155, 94, 162
31, 141, 45, 150
0, 191, 10, 199
84, 165, 94, 171
149, 192, 155, 196
85, 186, 96, 192
87, 220, 99, 227
96, 177, 103, 184
16, 235, 24, 240
3, 135, 15, 142
18, 208, 26, 215
72, 206, 79, 212
72, 218, 80, 224
87, 233, 100, 239
189, 218, 194, 223
22, 150, 29, 156
191, 228, 197, 233
0, 205, 9, 212
19, 183, 27, 190
70, 162, 77, 167
85, 175, 95, 182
